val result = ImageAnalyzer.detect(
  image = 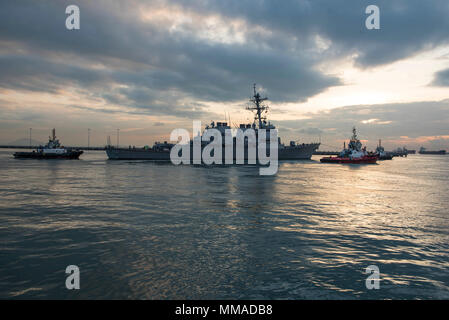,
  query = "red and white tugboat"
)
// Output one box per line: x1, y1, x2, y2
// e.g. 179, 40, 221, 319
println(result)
320, 127, 377, 164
